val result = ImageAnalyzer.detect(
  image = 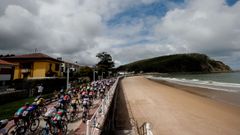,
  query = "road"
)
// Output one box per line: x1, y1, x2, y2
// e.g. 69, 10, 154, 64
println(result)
5, 99, 101, 135
121, 76, 240, 135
